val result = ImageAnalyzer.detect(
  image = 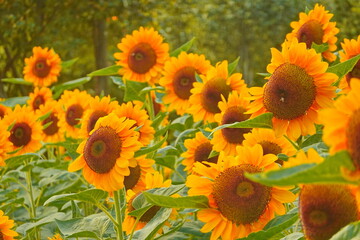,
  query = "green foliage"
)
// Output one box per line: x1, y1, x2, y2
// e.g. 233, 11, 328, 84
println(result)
170, 37, 195, 57
87, 65, 122, 77
143, 192, 209, 209
329, 54, 360, 86
44, 189, 108, 206
330, 221, 360, 240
